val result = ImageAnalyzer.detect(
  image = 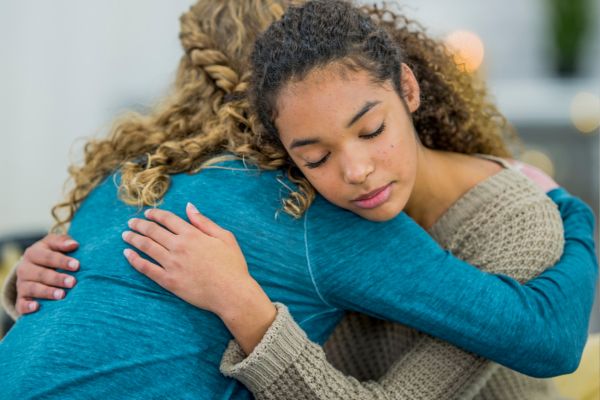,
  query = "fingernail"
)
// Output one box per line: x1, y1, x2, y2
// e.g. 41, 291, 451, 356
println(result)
28, 302, 37, 311
144, 209, 151, 218
64, 276, 75, 287
53, 289, 64, 299
186, 202, 199, 214
128, 218, 135, 228
68, 259, 79, 270
65, 240, 78, 247
123, 249, 132, 258
121, 231, 131, 241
